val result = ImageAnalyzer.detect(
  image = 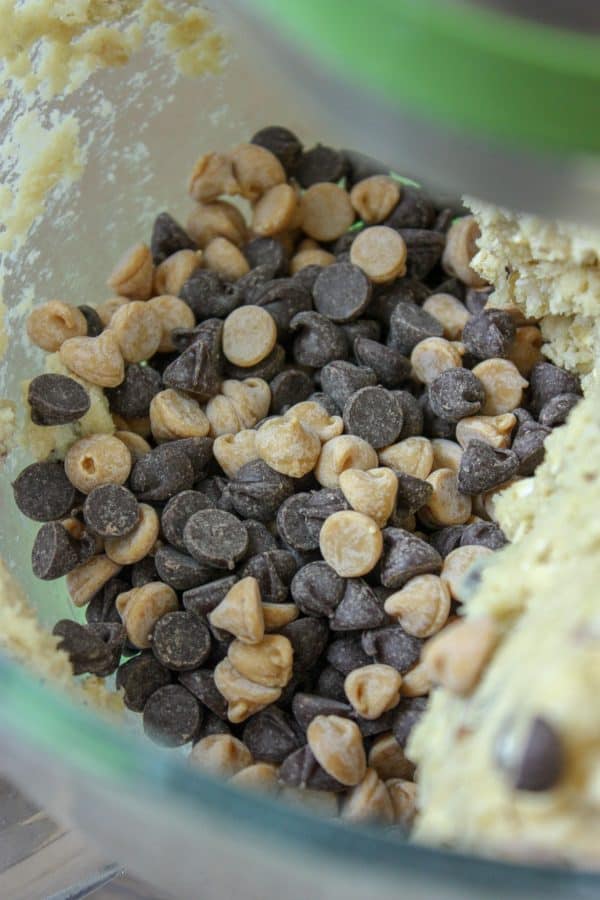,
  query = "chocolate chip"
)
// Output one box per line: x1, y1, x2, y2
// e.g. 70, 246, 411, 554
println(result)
342, 149, 389, 186
183, 508, 248, 570
279, 744, 346, 792
433, 208, 455, 234
316, 665, 347, 702
239, 265, 281, 303
320, 360, 377, 409
395, 473, 433, 516
180, 270, 242, 320
433, 277, 466, 301
154, 545, 215, 591
225, 344, 286, 382
162, 319, 223, 402
428, 525, 465, 558
392, 696, 428, 747
243, 706, 302, 763
295, 144, 347, 188
161, 490, 214, 553
31, 522, 84, 580
419, 393, 456, 440
252, 279, 312, 335
380, 528, 442, 589
461, 309, 516, 360
291, 561, 345, 617
196, 711, 231, 739
361, 625, 422, 673
178, 668, 228, 719
292, 693, 353, 732
388, 302, 444, 356
86, 575, 129, 624
28, 374, 90, 426
342, 319, 381, 346
150, 211, 196, 265
131, 556, 159, 587
116, 652, 173, 711
53, 620, 125, 676
172, 437, 214, 480
251, 125, 303, 174
83, 484, 139, 537
151, 611, 211, 672
312, 262, 372, 324
369, 279, 431, 327
464, 286, 493, 315
457, 439, 520, 495
331, 579, 387, 631
290, 311, 349, 367
353, 337, 410, 388
198, 474, 234, 511
78, 304, 104, 337
106, 364, 162, 419
13, 461, 77, 522
292, 264, 323, 294
428, 368, 485, 421
538, 392, 580, 428
326, 635, 372, 676
277, 489, 349, 552
228, 459, 295, 522
244, 520, 278, 556
399, 229, 445, 279
130, 444, 195, 501
244, 236, 289, 275
269, 369, 314, 414
497, 716, 564, 792
307, 391, 340, 416
511, 419, 551, 476
384, 186, 435, 230
182, 575, 238, 617
280, 617, 329, 675
143, 684, 201, 747
343, 386, 403, 448
460, 521, 507, 550
241, 549, 297, 604
529, 362, 581, 415
394, 390, 424, 438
